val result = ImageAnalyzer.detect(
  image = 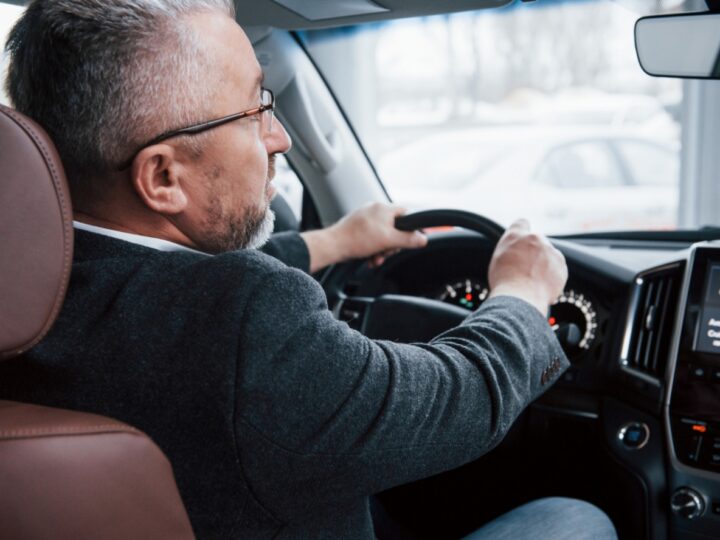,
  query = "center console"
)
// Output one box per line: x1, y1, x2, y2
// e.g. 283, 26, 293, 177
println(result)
667, 245, 720, 536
